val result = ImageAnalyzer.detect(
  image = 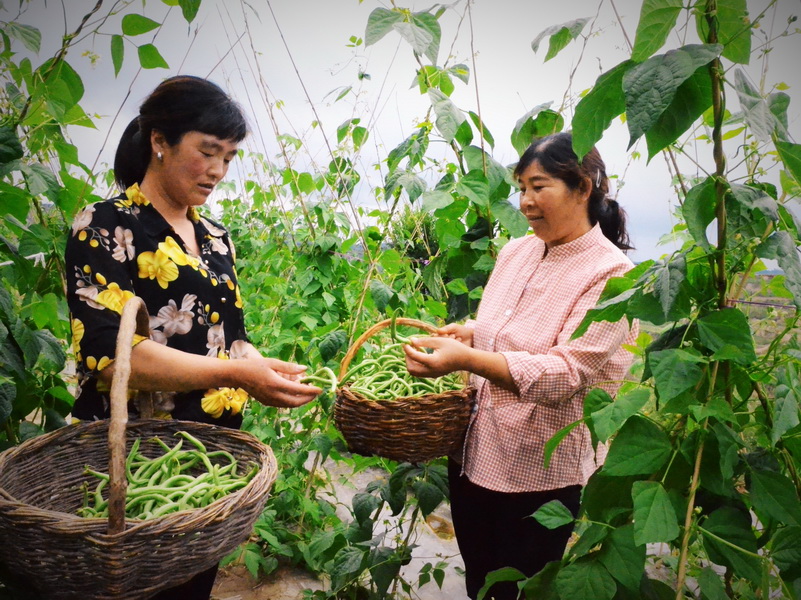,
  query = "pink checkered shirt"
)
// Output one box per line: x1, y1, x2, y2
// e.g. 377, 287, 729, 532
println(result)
460, 224, 638, 492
